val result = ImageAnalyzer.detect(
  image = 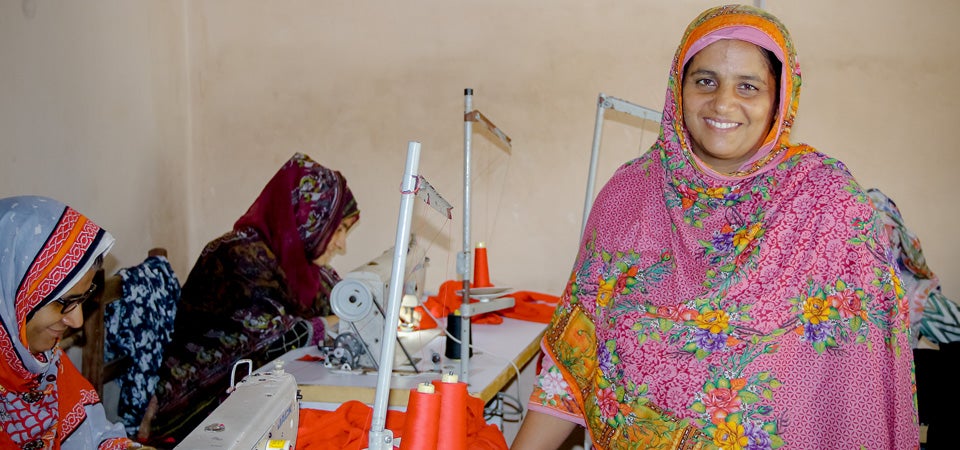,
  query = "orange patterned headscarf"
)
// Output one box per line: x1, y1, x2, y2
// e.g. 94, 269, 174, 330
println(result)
667, 4, 806, 179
